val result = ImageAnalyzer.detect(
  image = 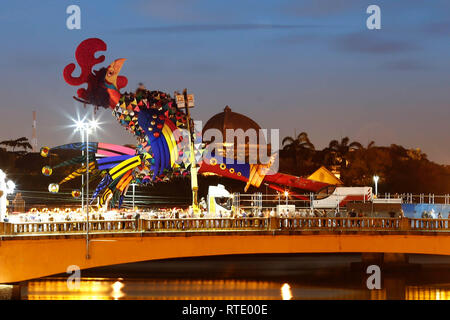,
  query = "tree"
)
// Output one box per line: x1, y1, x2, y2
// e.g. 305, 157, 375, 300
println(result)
367, 141, 376, 149
15, 137, 32, 152
0, 137, 32, 152
323, 137, 363, 175
282, 132, 315, 175
0, 139, 18, 152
